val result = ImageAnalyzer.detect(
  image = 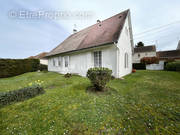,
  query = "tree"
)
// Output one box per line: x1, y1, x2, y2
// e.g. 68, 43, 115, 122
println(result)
136, 42, 144, 47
